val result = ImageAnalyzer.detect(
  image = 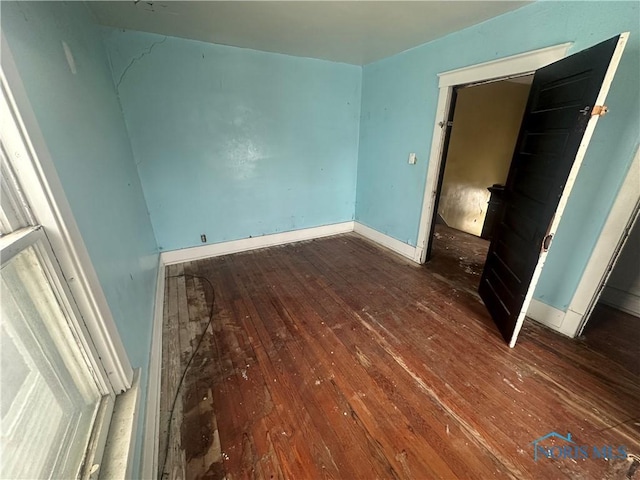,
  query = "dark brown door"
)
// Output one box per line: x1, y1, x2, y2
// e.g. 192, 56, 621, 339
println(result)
479, 34, 628, 347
